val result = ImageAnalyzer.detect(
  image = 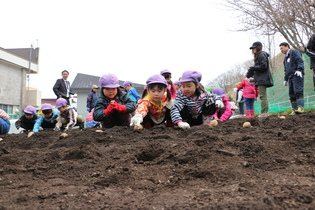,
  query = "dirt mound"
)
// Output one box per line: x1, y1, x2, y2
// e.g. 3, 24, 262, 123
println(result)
1, 113, 315, 209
